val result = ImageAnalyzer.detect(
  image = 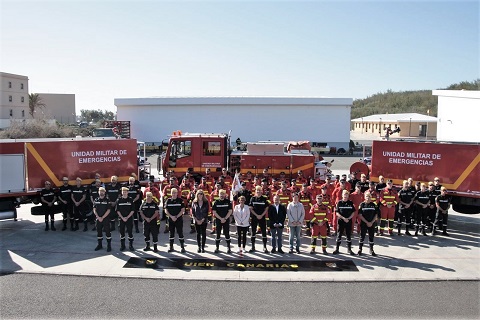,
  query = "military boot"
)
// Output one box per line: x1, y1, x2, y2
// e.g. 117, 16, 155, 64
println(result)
94, 239, 103, 251
143, 241, 151, 251
120, 239, 126, 251
50, 221, 56, 231
106, 239, 112, 252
